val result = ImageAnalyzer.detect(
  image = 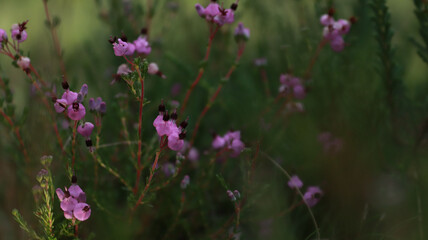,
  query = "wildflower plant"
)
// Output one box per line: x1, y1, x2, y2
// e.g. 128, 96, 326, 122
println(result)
1, 0, 428, 239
